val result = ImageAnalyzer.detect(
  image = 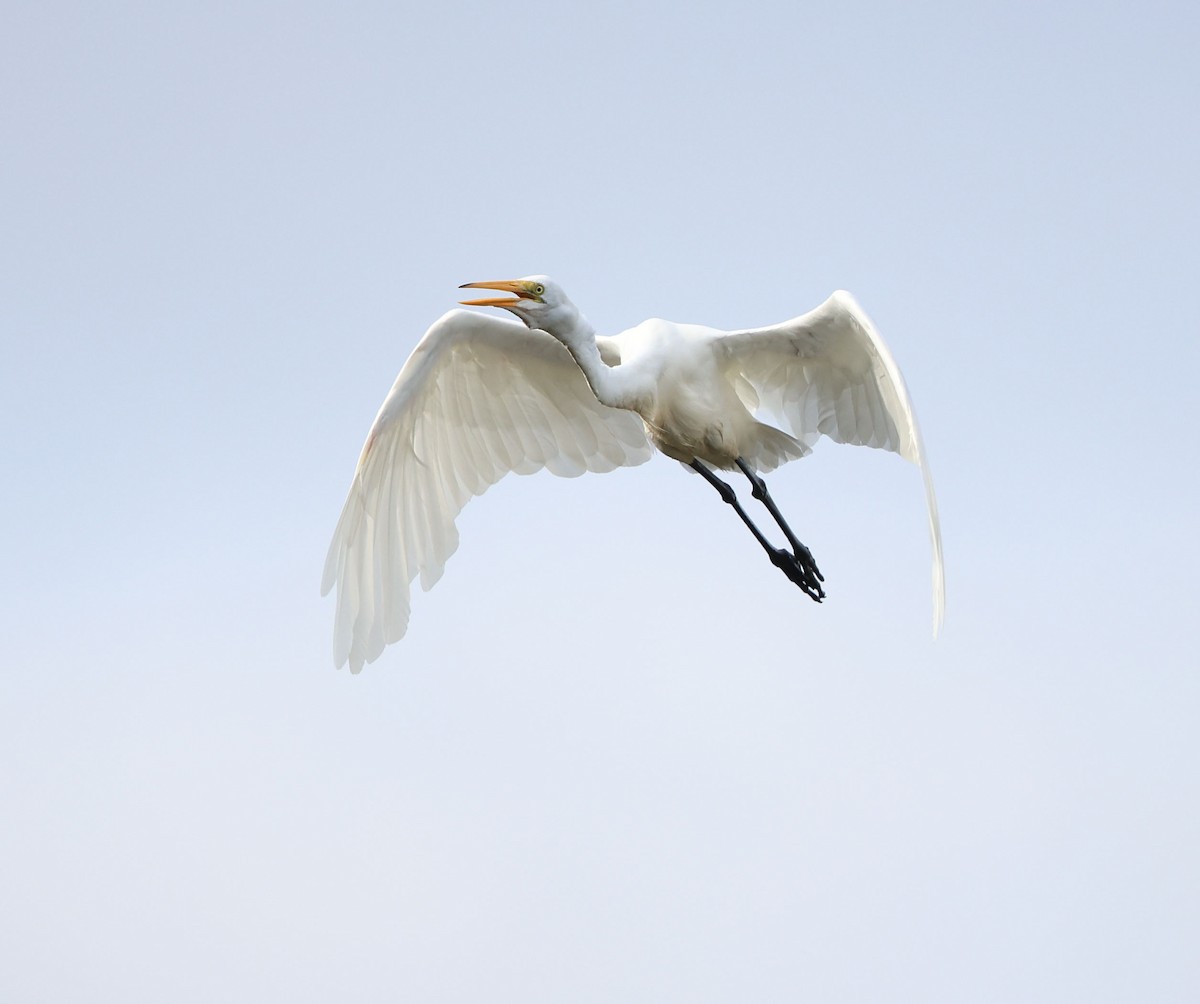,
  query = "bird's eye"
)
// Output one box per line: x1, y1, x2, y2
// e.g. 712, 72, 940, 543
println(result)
533, 284, 545, 296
